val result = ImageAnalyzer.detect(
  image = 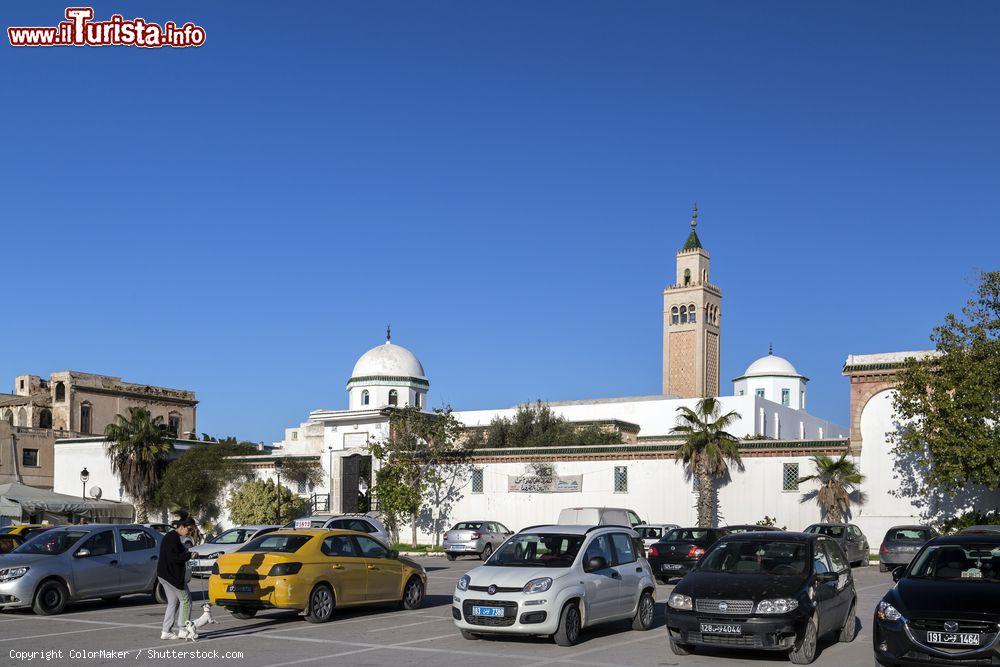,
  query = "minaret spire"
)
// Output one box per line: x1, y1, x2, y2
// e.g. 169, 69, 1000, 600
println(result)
769, 342, 773, 355
386, 323, 391, 343
691, 202, 698, 229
